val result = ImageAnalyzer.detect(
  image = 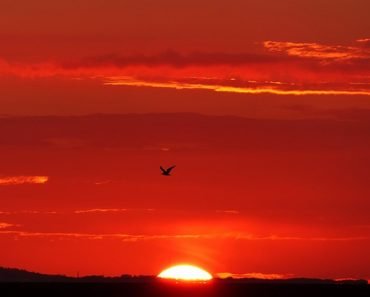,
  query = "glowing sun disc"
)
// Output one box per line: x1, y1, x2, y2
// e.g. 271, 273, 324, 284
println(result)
158, 264, 213, 281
